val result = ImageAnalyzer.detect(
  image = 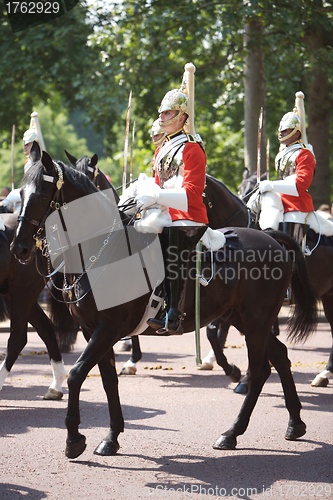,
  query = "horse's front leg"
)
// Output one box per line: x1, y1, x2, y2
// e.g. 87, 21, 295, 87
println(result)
28, 302, 66, 400
94, 348, 124, 455
120, 335, 142, 375
213, 335, 271, 450
0, 308, 29, 391
65, 326, 122, 459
